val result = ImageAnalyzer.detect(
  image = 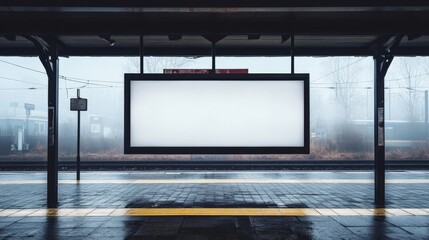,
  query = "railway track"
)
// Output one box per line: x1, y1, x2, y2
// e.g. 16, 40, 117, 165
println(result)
1, 160, 428, 170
